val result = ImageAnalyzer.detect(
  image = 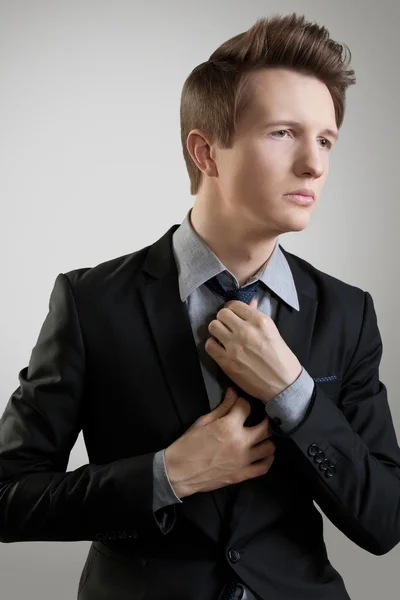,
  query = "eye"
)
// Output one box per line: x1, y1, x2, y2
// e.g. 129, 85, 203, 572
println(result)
319, 138, 332, 149
270, 130, 332, 150
270, 129, 289, 139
